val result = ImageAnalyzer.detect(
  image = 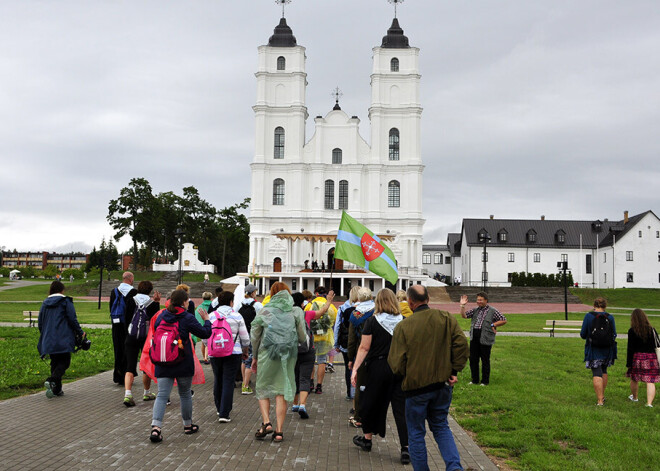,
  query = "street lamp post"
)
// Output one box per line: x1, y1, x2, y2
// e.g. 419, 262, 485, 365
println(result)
176, 228, 185, 285
478, 229, 491, 292
97, 246, 104, 310
558, 261, 569, 320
